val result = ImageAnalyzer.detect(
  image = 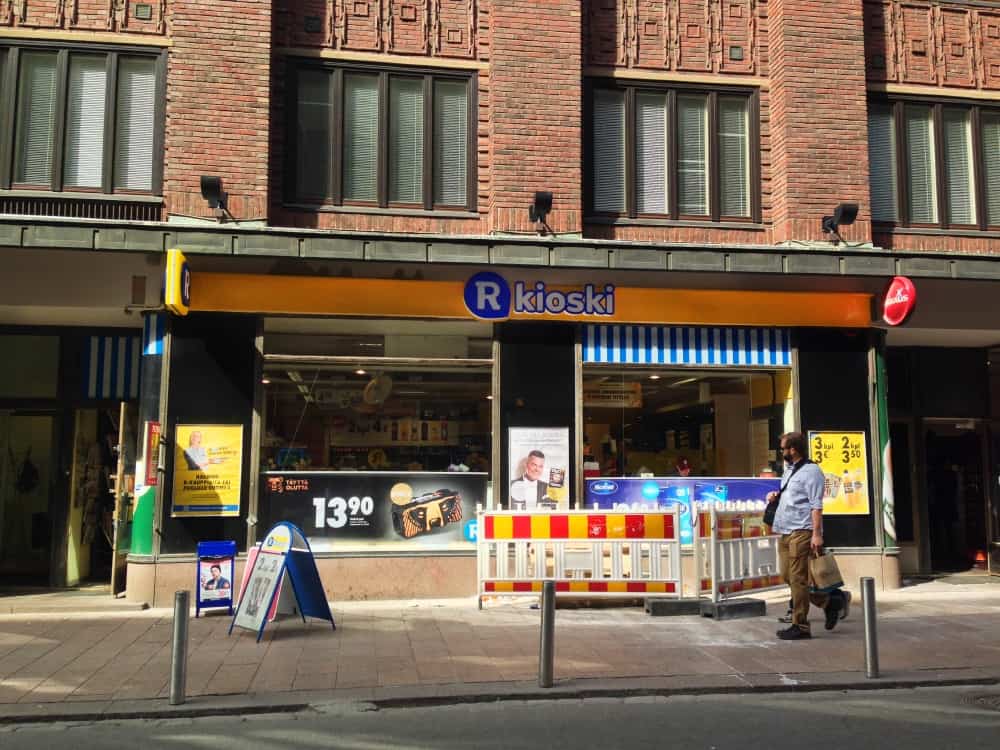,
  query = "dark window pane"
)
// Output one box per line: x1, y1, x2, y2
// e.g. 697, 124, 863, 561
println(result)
677, 94, 708, 215
718, 96, 749, 217
389, 77, 423, 204
343, 74, 378, 202
942, 107, 975, 225
867, 103, 898, 222
433, 79, 467, 206
985, 112, 1000, 226
64, 55, 106, 189
295, 69, 331, 199
14, 51, 58, 185
114, 57, 156, 191
591, 89, 625, 213
635, 92, 667, 214
904, 104, 938, 223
